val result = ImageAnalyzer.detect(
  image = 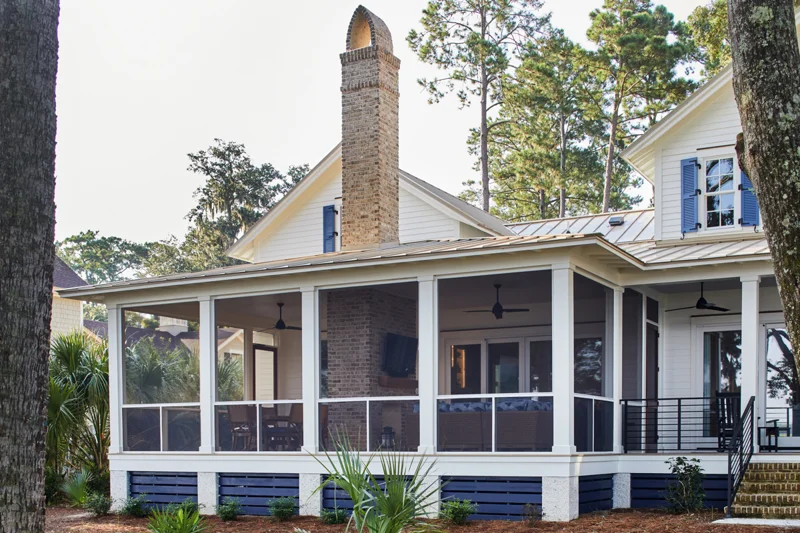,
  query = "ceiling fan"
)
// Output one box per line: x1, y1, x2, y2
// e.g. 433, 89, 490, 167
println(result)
465, 284, 529, 320
270, 302, 302, 331
666, 282, 729, 313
